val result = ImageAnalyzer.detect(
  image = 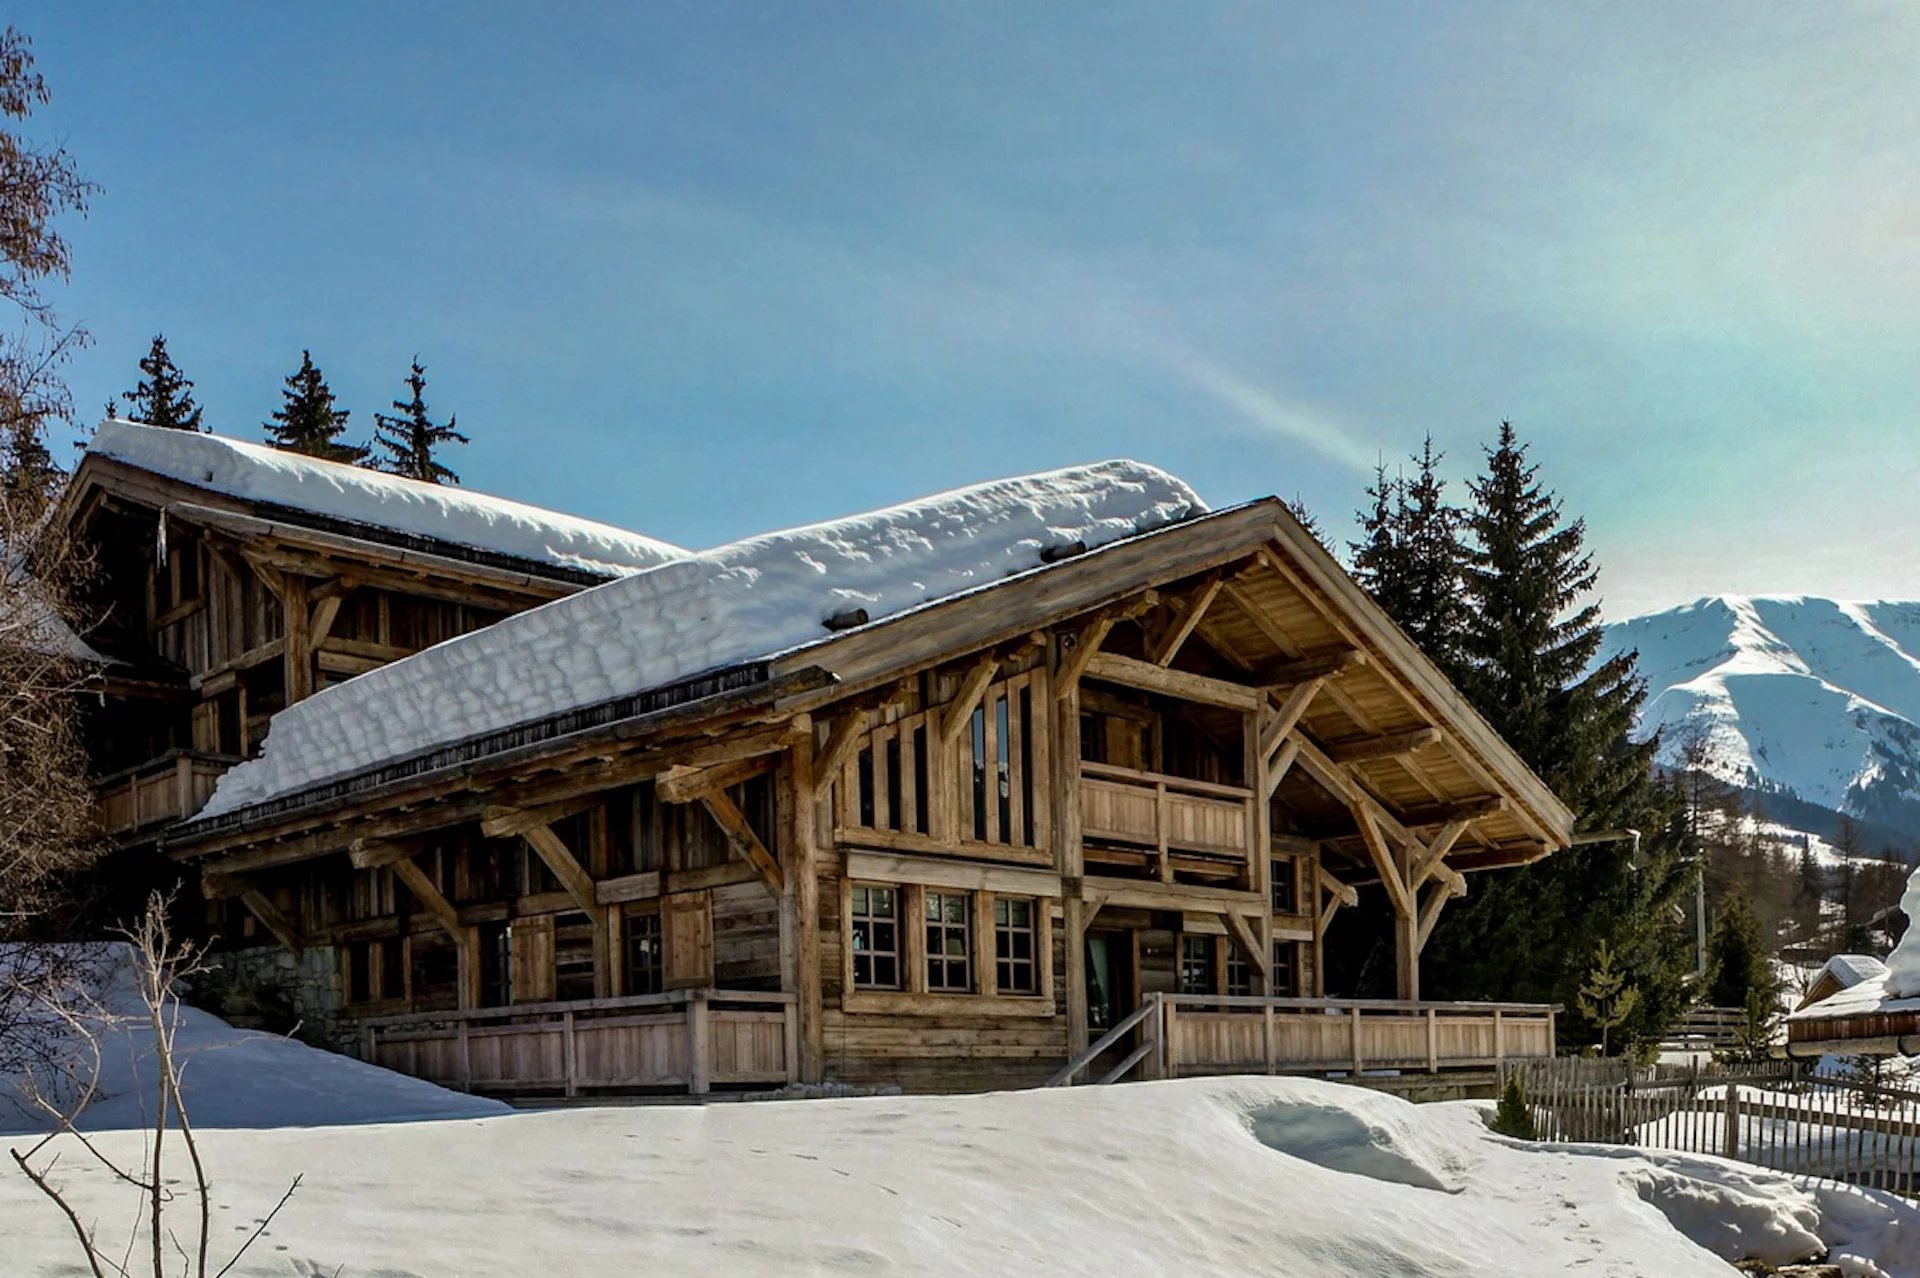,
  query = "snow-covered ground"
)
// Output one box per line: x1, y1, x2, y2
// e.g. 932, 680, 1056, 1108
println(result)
6, 946, 1918, 1275
7, 1076, 1919, 1277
